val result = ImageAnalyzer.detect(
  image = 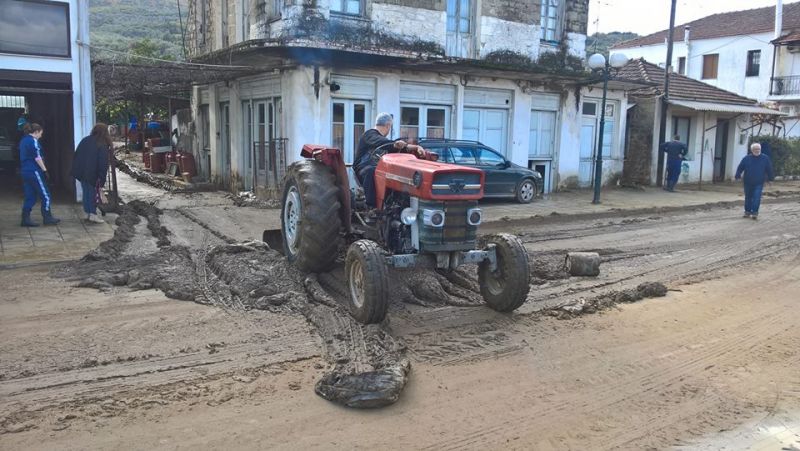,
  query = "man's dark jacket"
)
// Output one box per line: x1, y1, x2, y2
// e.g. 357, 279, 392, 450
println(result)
71, 136, 110, 185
